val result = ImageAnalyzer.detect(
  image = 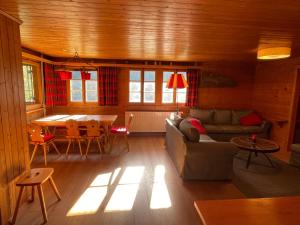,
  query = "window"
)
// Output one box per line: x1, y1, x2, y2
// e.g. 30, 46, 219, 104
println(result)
23, 64, 36, 103
162, 72, 174, 103
85, 71, 98, 102
70, 71, 83, 102
70, 71, 98, 103
143, 71, 155, 103
162, 71, 187, 104
129, 70, 156, 103
129, 70, 141, 103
